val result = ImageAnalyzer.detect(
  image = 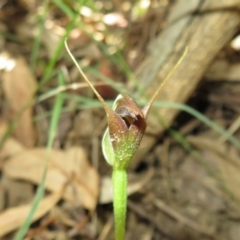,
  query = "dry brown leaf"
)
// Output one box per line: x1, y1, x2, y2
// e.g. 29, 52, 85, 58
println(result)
2, 56, 37, 147
0, 190, 62, 238
3, 147, 99, 210
99, 168, 154, 204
